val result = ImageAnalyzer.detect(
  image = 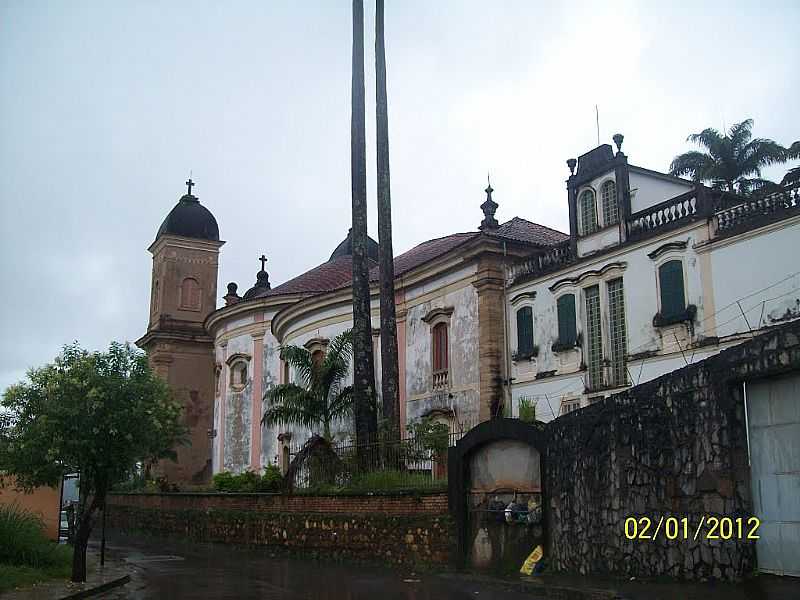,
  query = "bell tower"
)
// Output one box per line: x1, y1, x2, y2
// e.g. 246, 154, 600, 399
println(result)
137, 179, 224, 485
